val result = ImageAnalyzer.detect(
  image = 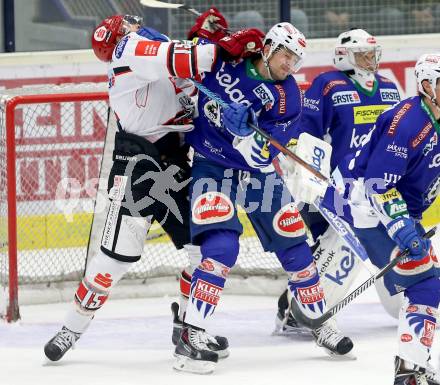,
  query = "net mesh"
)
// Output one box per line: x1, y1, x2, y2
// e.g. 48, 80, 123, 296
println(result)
0, 84, 287, 298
